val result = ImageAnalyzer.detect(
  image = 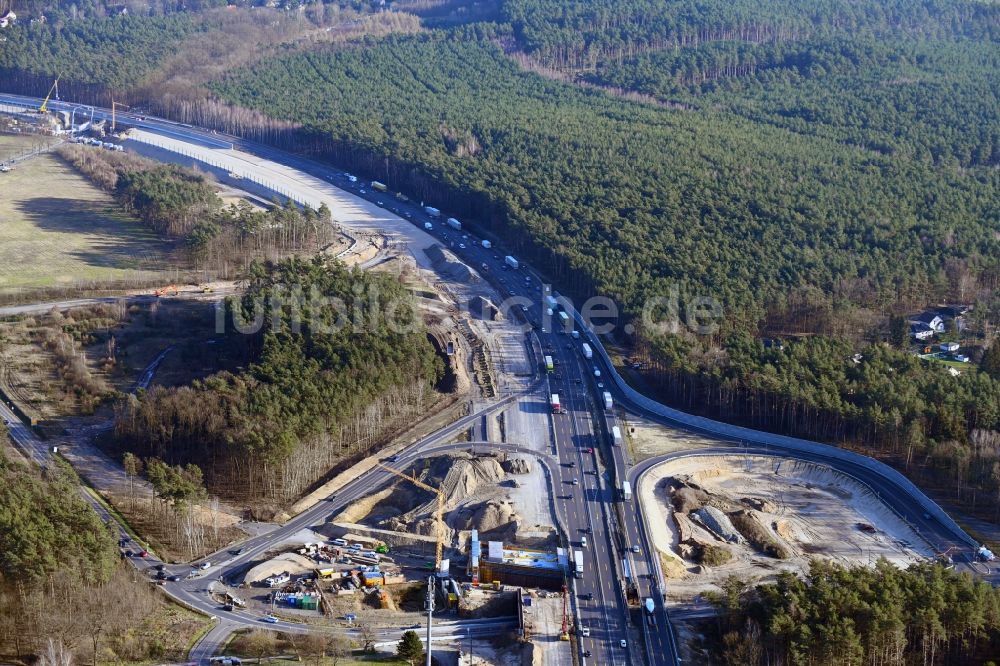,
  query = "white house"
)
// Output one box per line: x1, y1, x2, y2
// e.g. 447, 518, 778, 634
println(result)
910, 323, 935, 341
910, 311, 945, 332
940, 342, 960, 352
0, 10, 16, 28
